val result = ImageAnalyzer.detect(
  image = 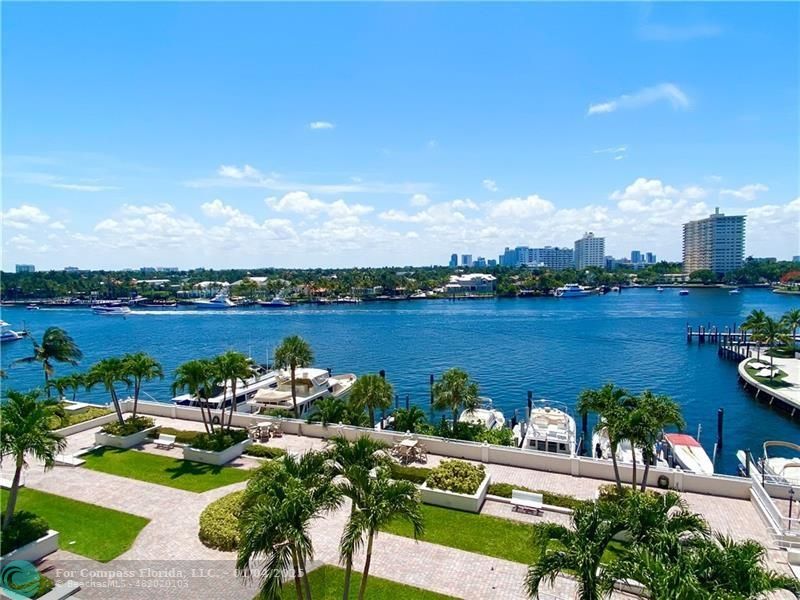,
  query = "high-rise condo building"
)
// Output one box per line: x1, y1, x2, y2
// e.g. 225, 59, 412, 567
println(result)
682, 208, 745, 275
499, 246, 574, 269
461, 254, 473, 267
449, 254, 458, 268
15, 264, 36, 273
574, 232, 605, 269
